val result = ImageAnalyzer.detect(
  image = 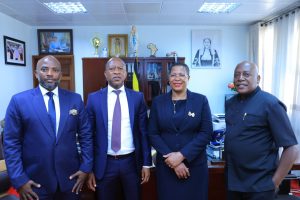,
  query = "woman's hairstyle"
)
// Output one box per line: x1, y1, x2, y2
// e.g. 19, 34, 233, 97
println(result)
203, 38, 211, 44
169, 63, 190, 76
